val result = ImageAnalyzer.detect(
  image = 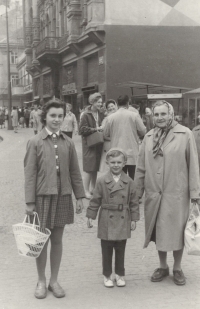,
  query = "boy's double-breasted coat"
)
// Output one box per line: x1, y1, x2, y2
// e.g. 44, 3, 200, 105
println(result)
135, 124, 200, 251
86, 171, 140, 240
